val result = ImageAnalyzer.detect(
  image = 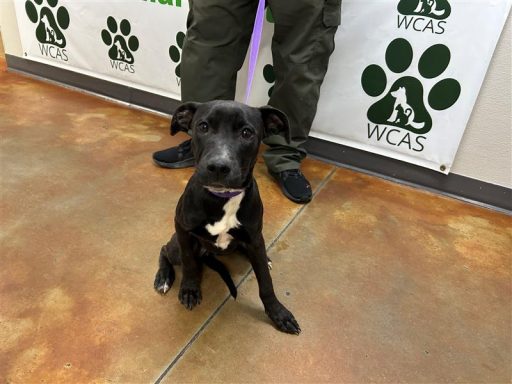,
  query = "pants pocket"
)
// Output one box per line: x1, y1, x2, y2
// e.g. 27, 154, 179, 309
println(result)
323, 0, 342, 27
